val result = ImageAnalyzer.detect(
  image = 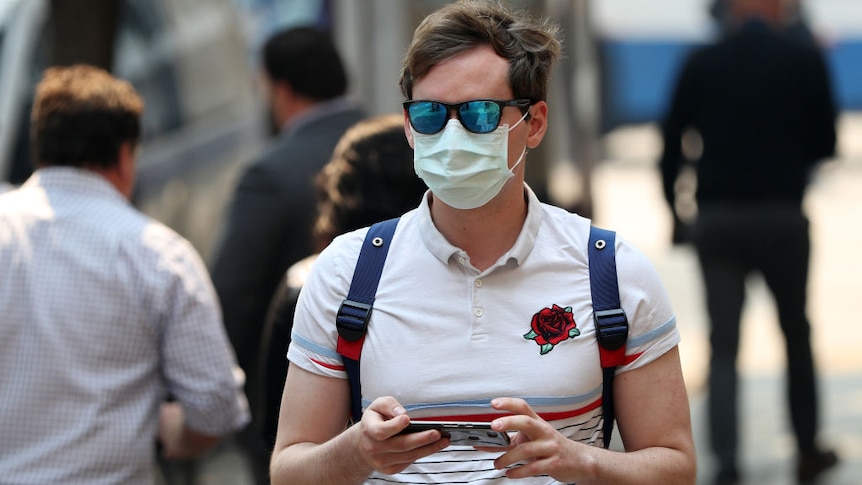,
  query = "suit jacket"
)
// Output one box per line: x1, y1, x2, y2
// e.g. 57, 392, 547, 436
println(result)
210, 101, 365, 401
